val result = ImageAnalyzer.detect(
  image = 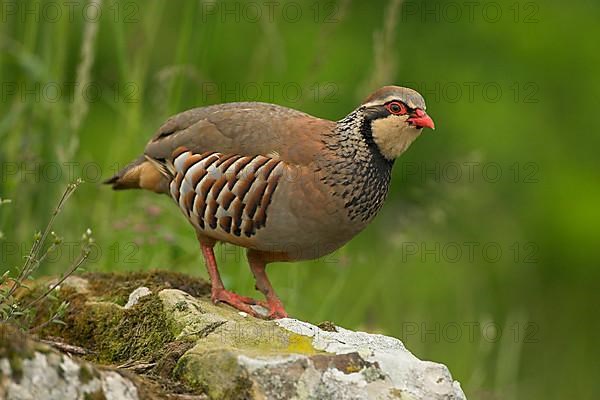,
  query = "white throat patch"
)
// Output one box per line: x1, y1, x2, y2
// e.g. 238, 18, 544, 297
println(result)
371, 115, 422, 160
